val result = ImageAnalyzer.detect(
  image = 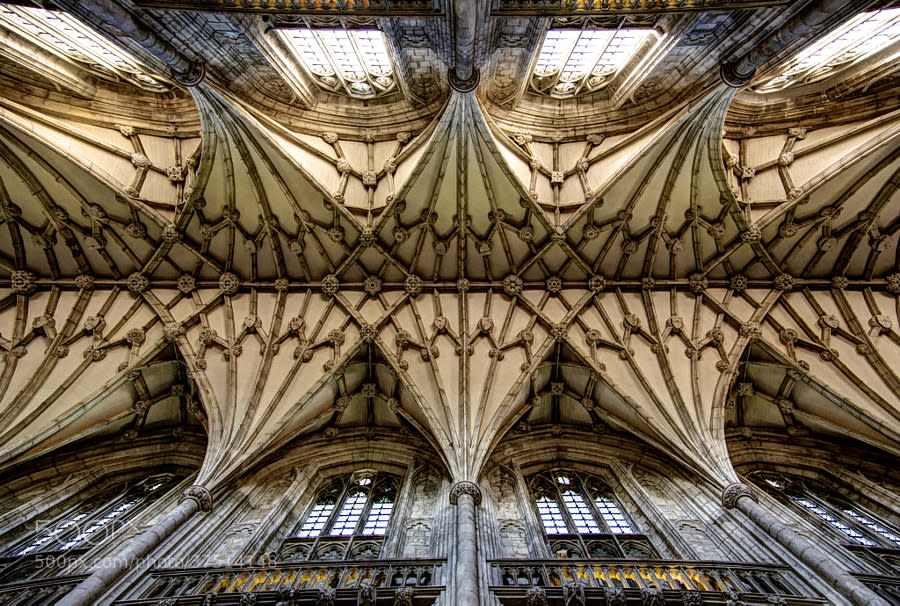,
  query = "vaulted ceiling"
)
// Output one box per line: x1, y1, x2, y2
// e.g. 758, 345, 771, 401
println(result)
1, 0, 899, 492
